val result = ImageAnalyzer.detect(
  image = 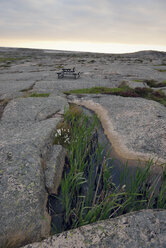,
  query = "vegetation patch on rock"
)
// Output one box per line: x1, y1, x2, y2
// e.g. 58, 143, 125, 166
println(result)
0, 57, 27, 68
143, 79, 166, 88
64, 86, 166, 106
48, 104, 166, 235
29, 92, 50, 97
154, 69, 166, 72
